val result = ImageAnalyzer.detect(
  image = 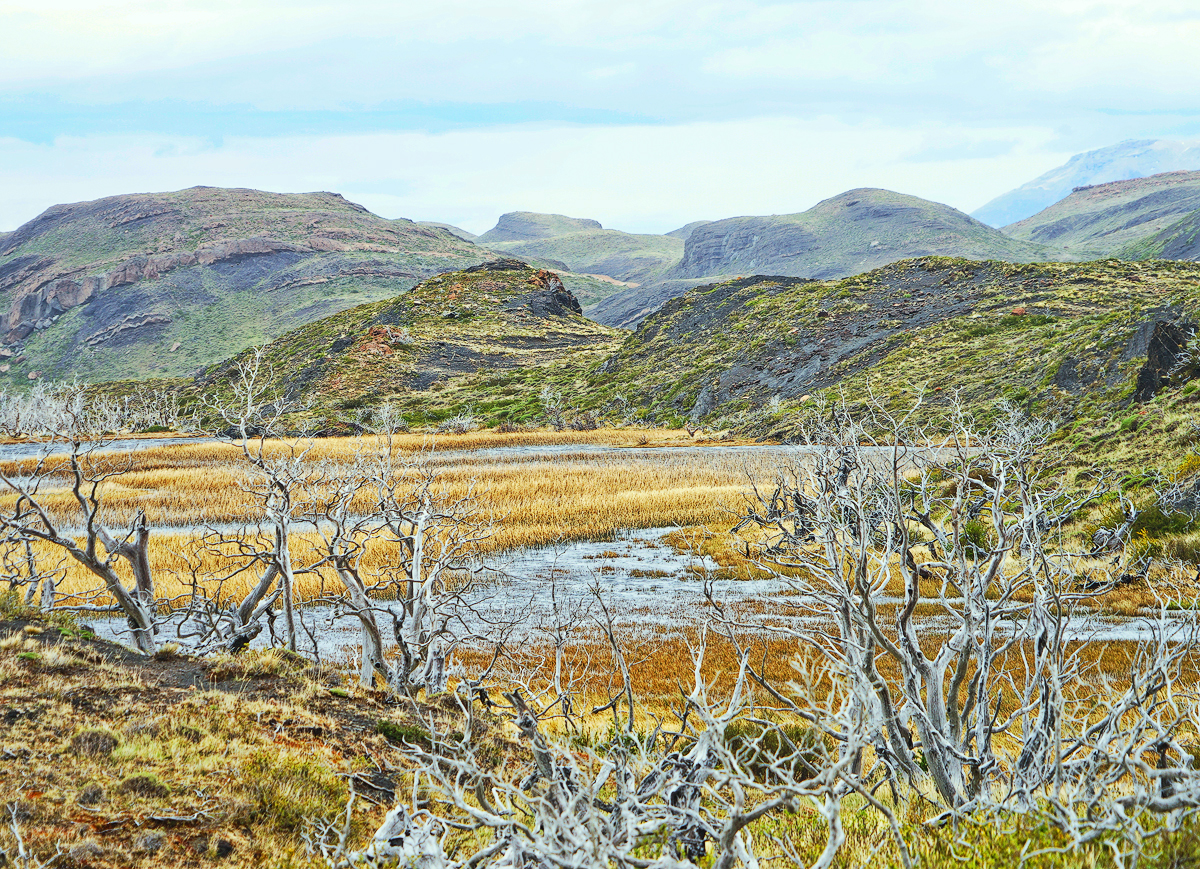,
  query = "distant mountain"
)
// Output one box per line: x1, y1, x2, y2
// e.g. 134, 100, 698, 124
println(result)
1003, 171, 1200, 257
591, 188, 1068, 328
476, 212, 603, 243
973, 139, 1200, 227
417, 221, 478, 242
482, 229, 683, 286
665, 221, 711, 241
0, 187, 485, 385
